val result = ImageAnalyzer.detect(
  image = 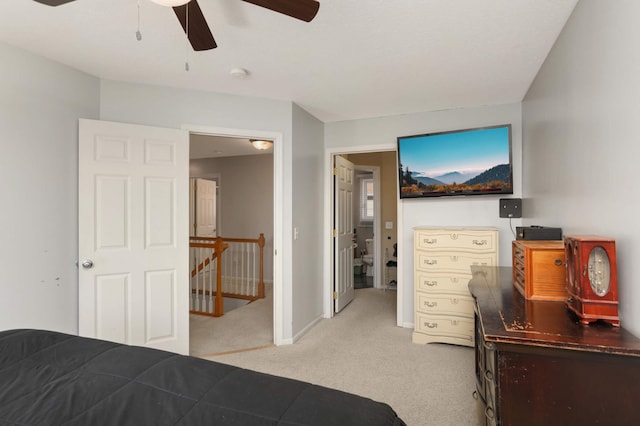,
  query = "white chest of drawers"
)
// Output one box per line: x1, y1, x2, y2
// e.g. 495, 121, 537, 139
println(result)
412, 227, 498, 347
